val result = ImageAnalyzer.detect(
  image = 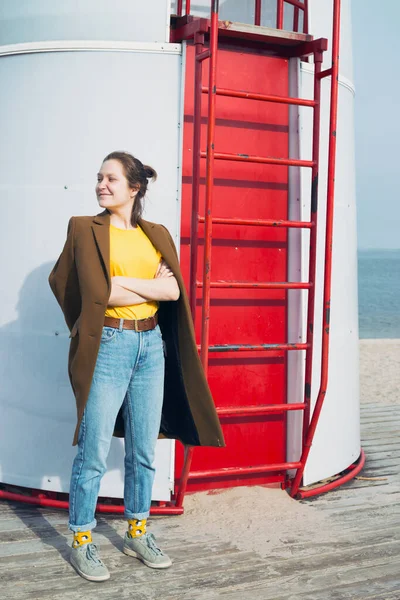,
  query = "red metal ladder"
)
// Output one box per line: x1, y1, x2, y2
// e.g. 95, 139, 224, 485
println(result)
177, 0, 309, 33
173, 0, 343, 506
